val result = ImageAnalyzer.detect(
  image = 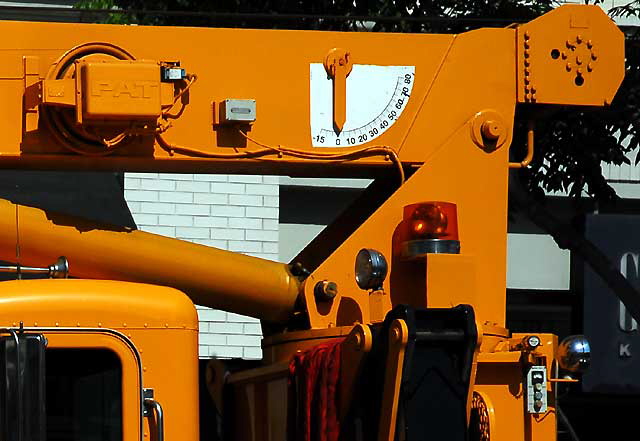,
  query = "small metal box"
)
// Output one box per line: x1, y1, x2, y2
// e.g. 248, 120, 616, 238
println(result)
220, 99, 256, 124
